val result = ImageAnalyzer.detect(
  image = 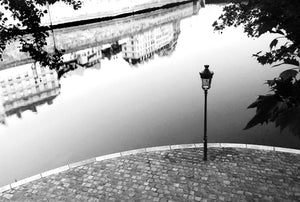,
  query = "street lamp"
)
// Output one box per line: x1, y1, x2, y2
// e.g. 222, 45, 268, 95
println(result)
199, 65, 214, 161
